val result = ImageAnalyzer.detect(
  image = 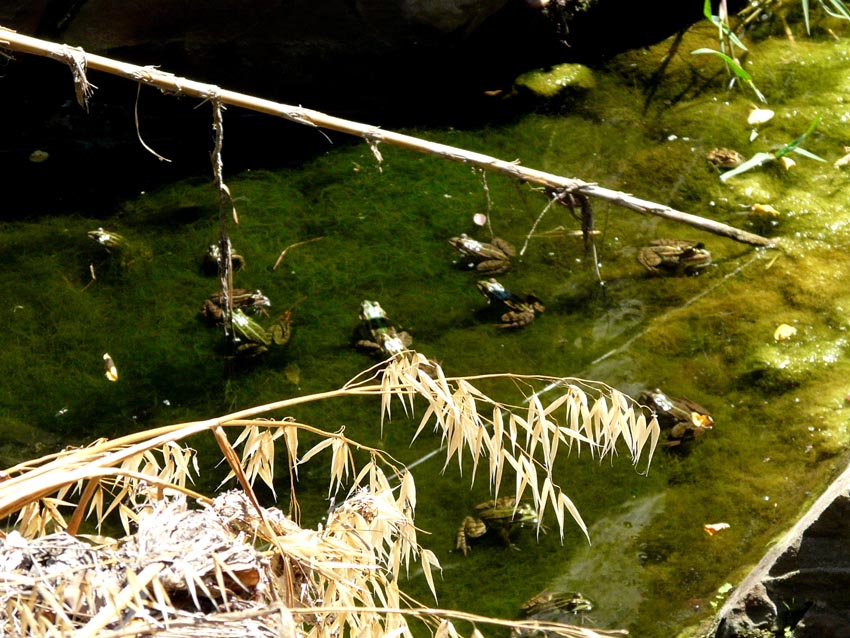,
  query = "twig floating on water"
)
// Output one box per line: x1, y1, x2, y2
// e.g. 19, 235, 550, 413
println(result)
273, 237, 325, 271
